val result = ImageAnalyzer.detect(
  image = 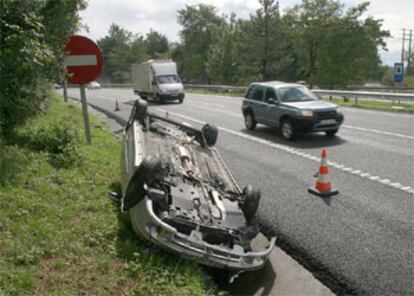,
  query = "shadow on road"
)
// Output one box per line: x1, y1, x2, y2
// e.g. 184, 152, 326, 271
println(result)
242, 126, 347, 149
204, 260, 276, 296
